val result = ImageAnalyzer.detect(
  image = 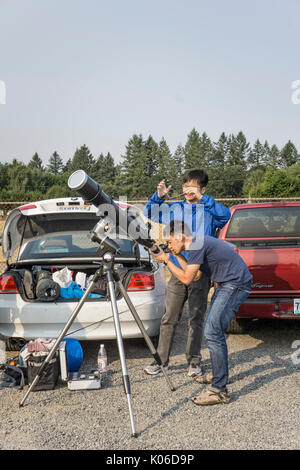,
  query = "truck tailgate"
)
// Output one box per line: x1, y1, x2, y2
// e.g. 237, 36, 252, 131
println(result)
235, 242, 300, 297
